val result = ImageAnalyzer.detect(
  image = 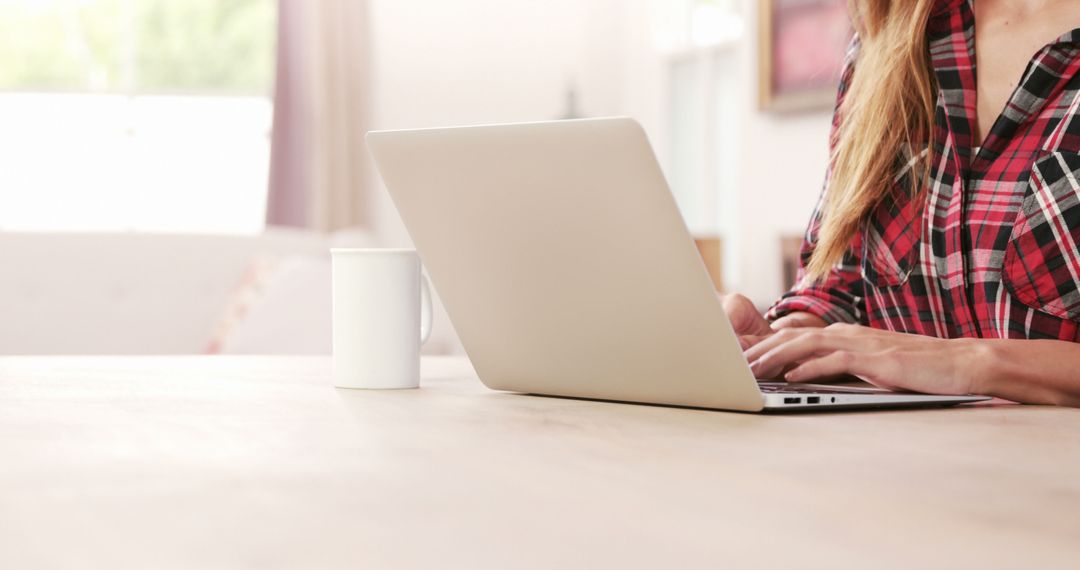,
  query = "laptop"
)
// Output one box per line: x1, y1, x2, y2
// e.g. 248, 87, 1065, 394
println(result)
366, 117, 990, 412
